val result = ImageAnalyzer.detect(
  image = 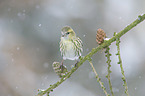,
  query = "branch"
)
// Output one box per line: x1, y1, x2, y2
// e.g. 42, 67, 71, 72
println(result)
88, 59, 110, 96
116, 37, 129, 96
36, 14, 145, 96
105, 47, 114, 96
